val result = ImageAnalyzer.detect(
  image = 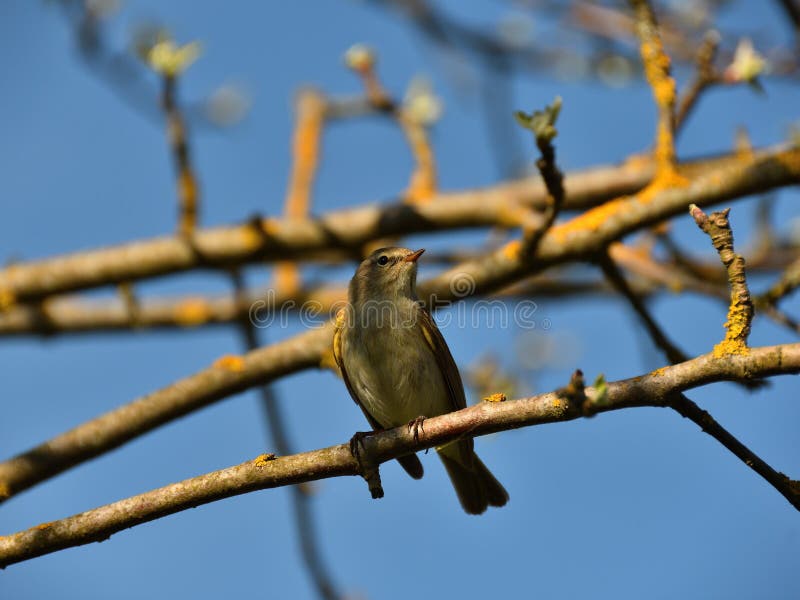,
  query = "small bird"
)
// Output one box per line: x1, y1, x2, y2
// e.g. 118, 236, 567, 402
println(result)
333, 247, 508, 514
